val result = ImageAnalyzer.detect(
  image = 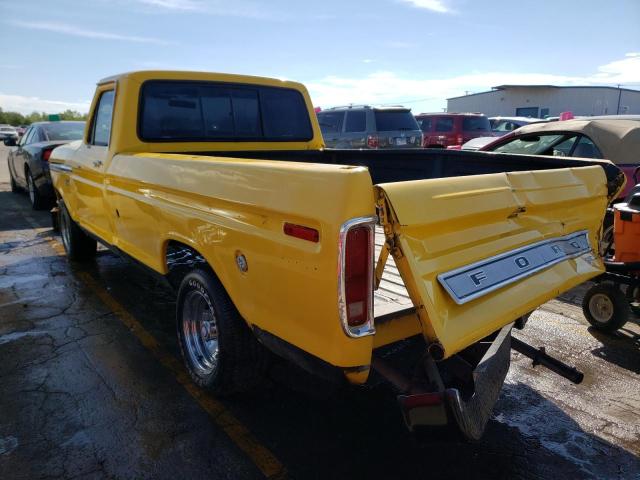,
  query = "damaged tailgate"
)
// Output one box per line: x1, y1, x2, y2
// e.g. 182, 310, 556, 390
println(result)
375, 166, 610, 358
